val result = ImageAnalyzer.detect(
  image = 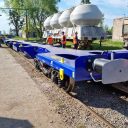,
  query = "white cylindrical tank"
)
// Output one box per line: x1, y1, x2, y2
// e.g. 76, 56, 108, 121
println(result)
70, 4, 103, 26
59, 8, 74, 27
44, 16, 53, 30
50, 12, 62, 29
